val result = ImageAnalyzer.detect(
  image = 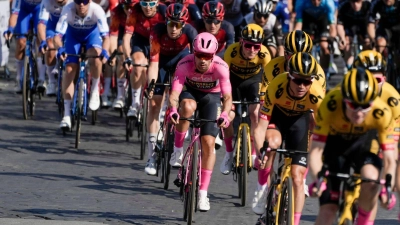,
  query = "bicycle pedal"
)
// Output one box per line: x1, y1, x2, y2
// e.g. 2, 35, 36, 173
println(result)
82, 116, 88, 121
174, 178, 182, 187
